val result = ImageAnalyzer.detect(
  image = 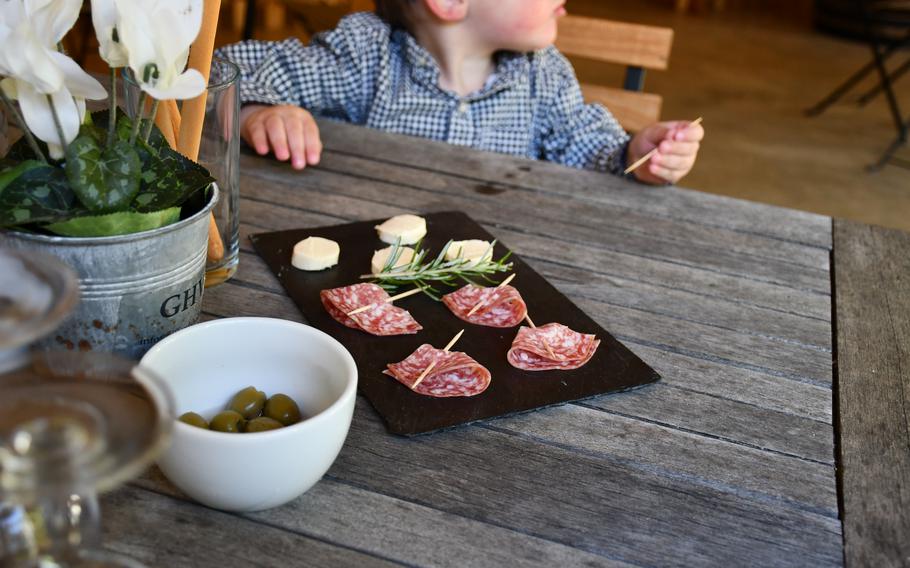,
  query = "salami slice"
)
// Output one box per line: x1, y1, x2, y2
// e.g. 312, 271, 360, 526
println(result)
507, 323, 600, 371
442, 284, 527, 328
384, 344, 491, 397
320, 283, 422, 336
